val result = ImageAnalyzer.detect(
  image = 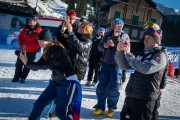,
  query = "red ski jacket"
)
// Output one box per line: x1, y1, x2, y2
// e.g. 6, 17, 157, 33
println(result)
18, 24, 42, 53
